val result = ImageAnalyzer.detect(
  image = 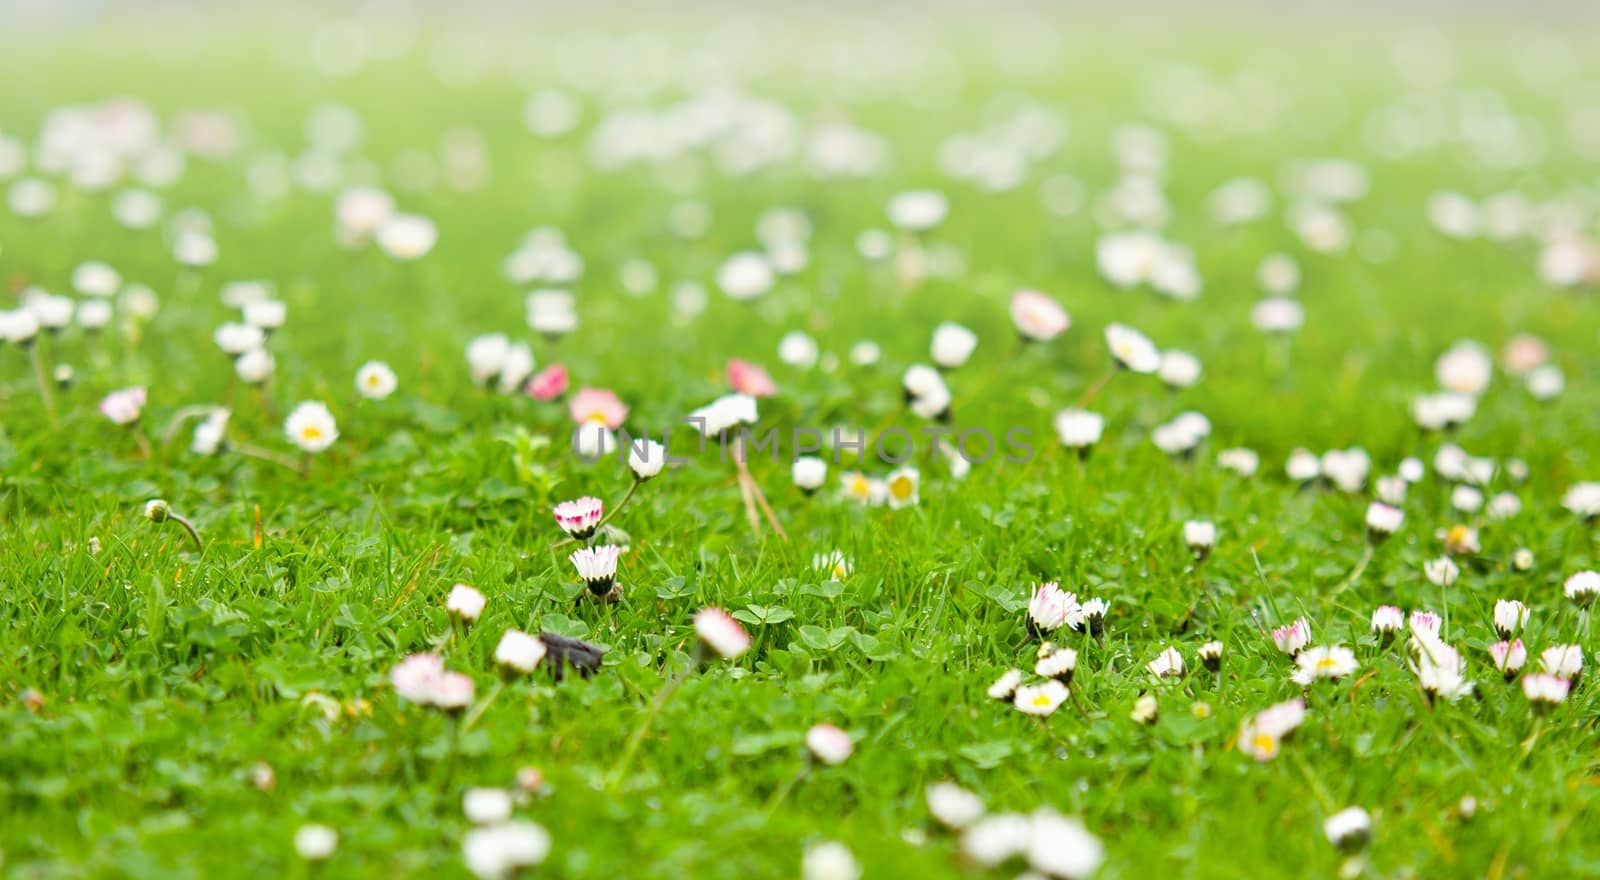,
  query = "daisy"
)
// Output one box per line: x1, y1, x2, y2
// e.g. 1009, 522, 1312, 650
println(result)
885, 466, 919, 509
569, 545, 621, 595
626, 439, 667, 481
1514, 548, 1535, 571
1198, 641, 1224, 671
694, 607, 751, 659
375, 213, 437, 260
1522, 673, 1571, 709
462, 788, 513, 826
1322, 448, 1370, 493
1487, 492, 1522, 520
792, 457, 828, 493
76, 299, 112, 331
391, 653, 445, 704
987, 669, 1024, 701
1450, 485, 1484, 514
1009, 289, 1069, 342
243, 299, 286, 332
1157, 350, 1201, 388
1435, 340, 1492, 395
1035, 645, 1078, 683
1285, 448, 1321, 482
99, 387, 147, 425
494, 630, 546, 674
1416, 642, 1475, 702
1291, 646, 1359, 684
235, 348, 275, 385
886, 189, 948, 231
568, 388, 628, 429
1423, 557, 1459, 587
355, 361, 397, 400
525, 289, 578, 339
465, 333, 510, 386
0, 308, 40, 345
1563, 482, 1600, 519
294, 825, 338, 861
445, 584, 486, 621
1104, 323, 1160, 373
1323, 807, 1371, 852
1216, 447, 1259, 477
801, 842, 861, 880
812, 551, 852, 581
1025, 809, 1104, 880
1256, 253, 1300, 293
805, 724, 854, 766
1027, 582, 1080, 635
1080, 598, 1108, 636
926, 782, 985, 829
1374, 475, 1407, 506
461, 821, 551, 879
1439, 524, 1480, 555
686, 393, 758, 437
1408, 610, 1442, 642
1053, 408, 1104, 452
1250, 297, 1304, 334
1013, 680, 1069, 717
1148, 646, 1185, 679
930, 321, 978, 369
1539, 644, 1583, 680
1364, 503, 1402, 540
285, 401, 338, 453
1493, 600, 1529, 638
496, 342, 536, 394
716, 252, 776, 301
727, 359, 777, 397
191, 408, 230, 456
961, 813, 1031, 867
334, 186, 395, 238
1237, 700, 1303, 762
1564, 571, 1600, 607
1271, 618, 1310, 656
1183, 520, 1216, 558
838, 471, 873, 504
1371, 606, 1404, 640
215, 321, 265, 356
526, 364, 569, 400
1130, 694, 1158, 724
1490, 639, 1526, 678
777, 331, 819, 369
553, 496, 603, 539
71, 261, 122, 297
